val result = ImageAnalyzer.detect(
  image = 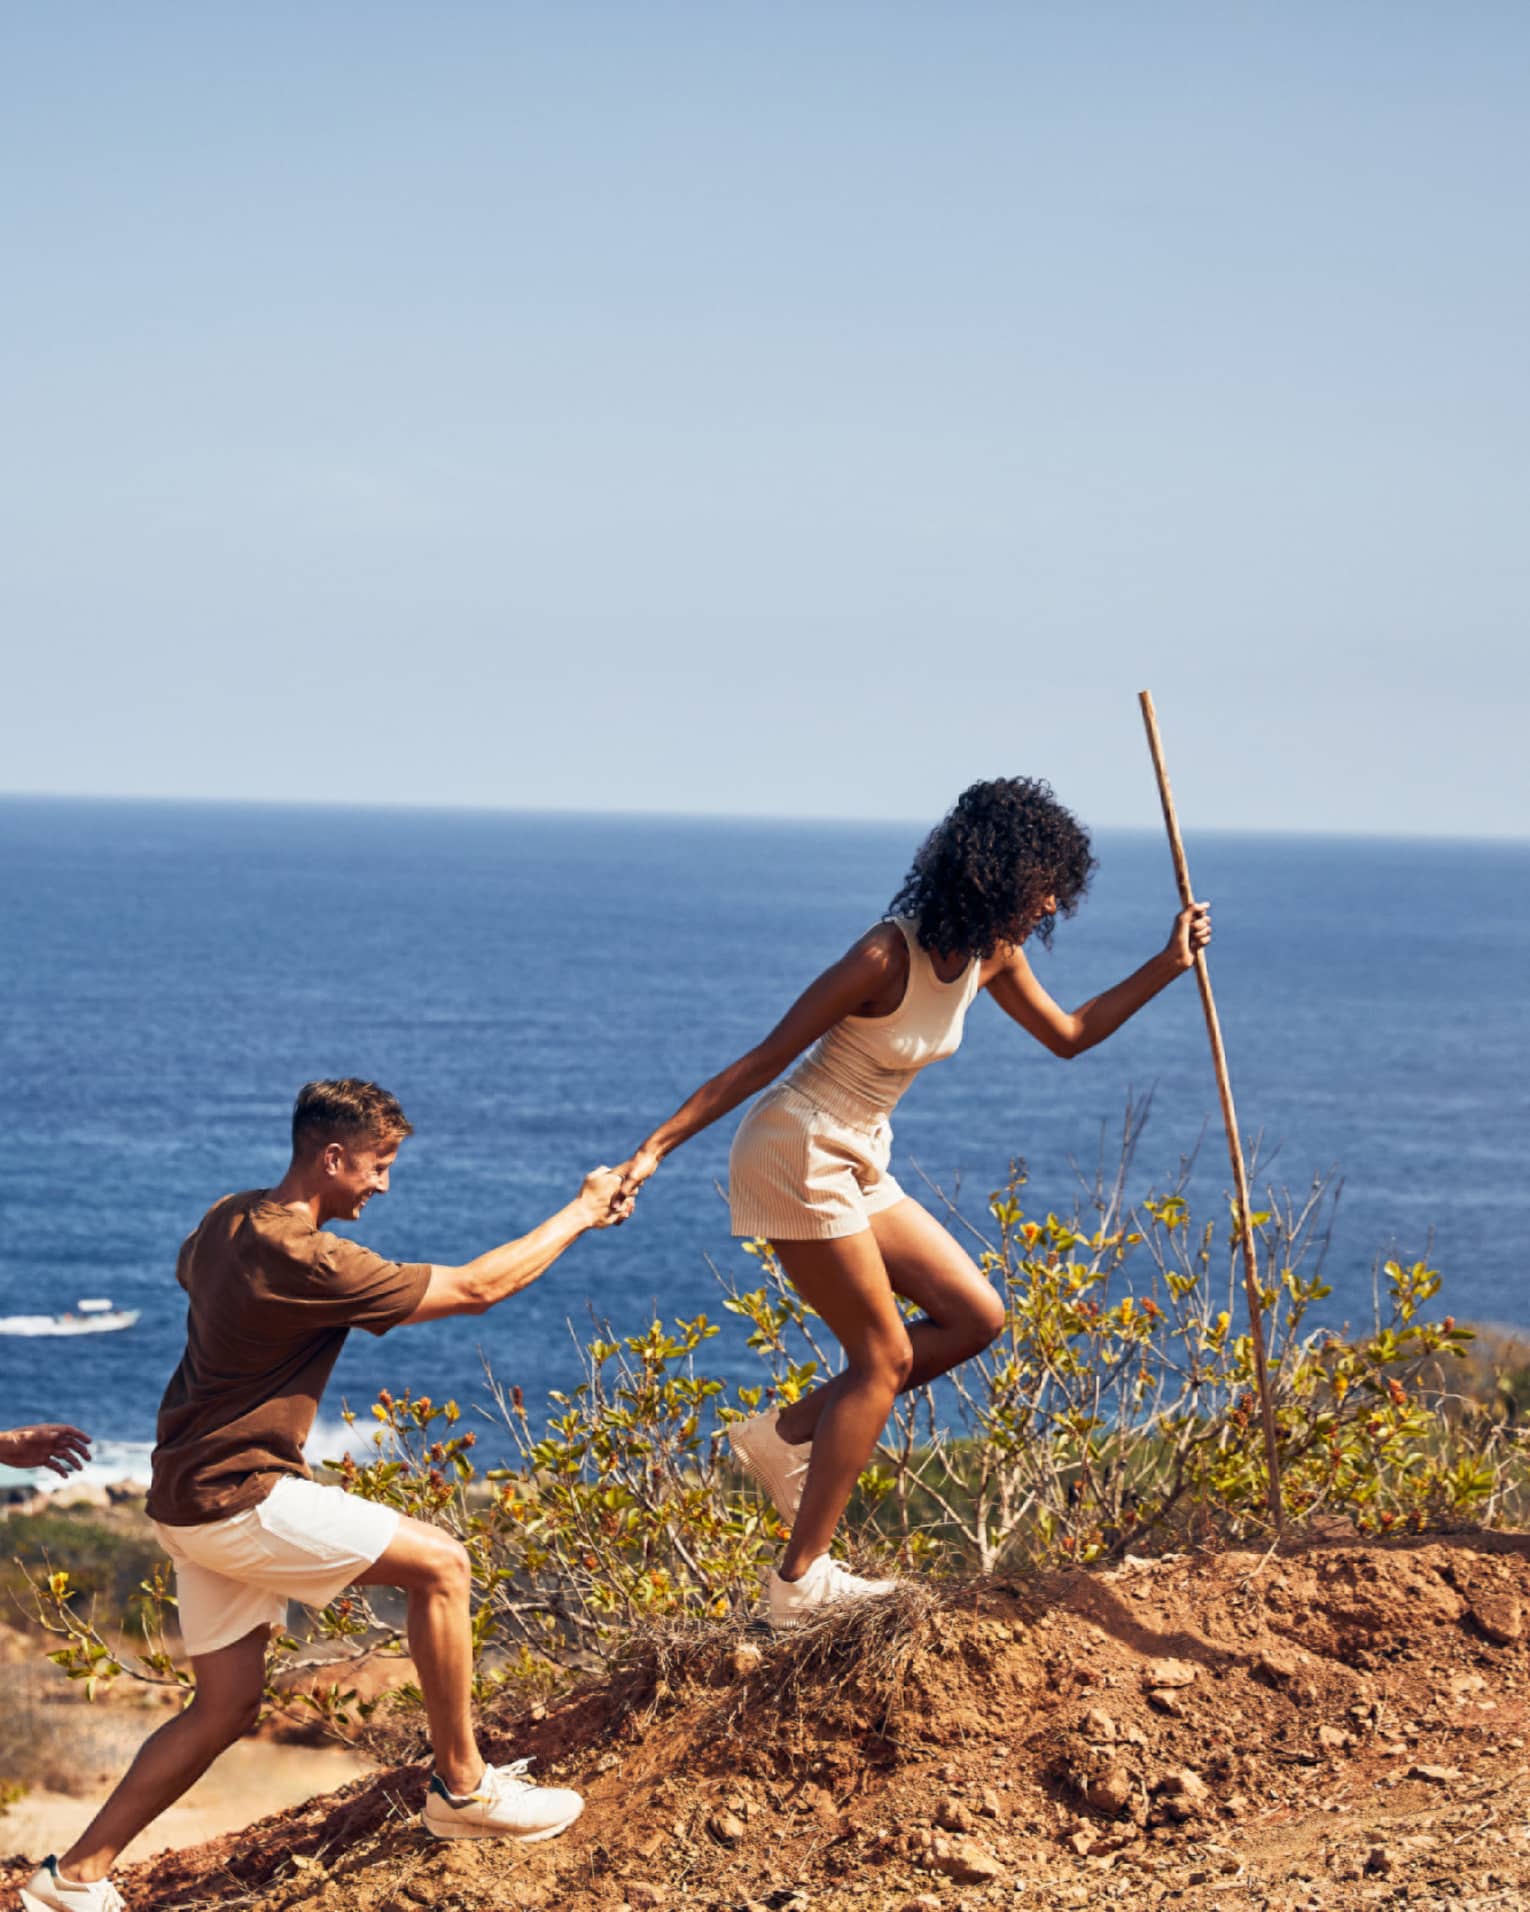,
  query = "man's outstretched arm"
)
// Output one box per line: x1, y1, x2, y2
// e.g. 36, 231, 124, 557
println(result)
402, 1167, 628, 1324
